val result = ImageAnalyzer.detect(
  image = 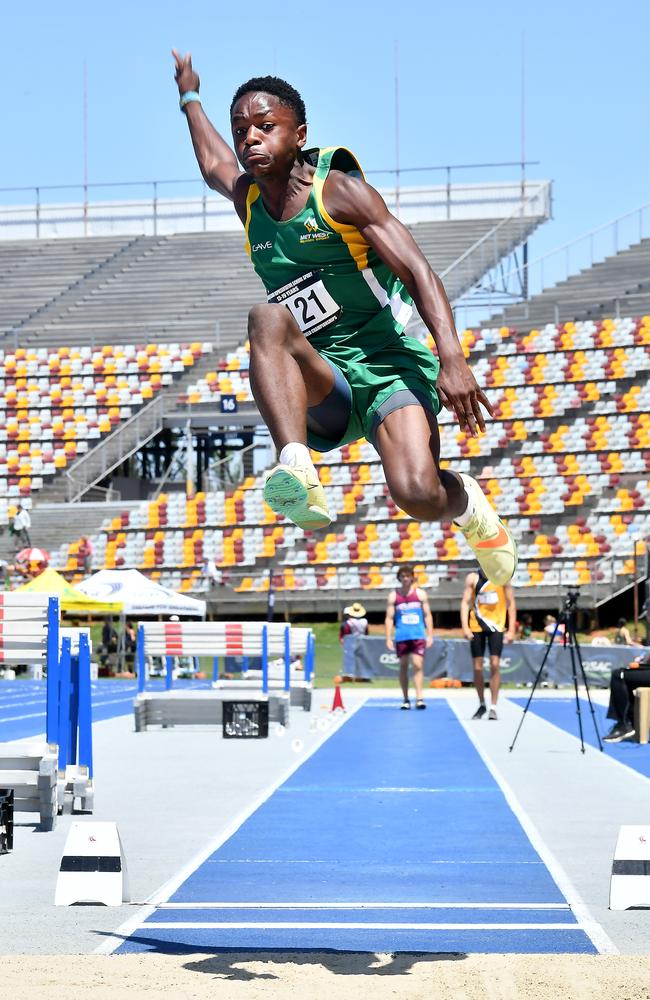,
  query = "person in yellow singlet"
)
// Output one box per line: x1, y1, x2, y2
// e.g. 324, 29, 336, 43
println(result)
172, 51, 517, 587
460, 568, 516, 720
